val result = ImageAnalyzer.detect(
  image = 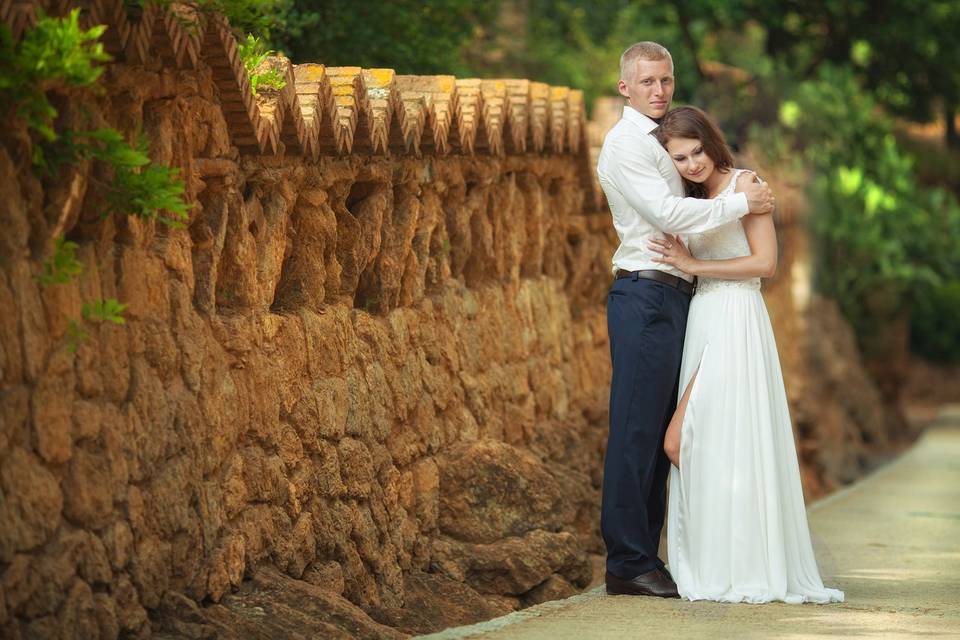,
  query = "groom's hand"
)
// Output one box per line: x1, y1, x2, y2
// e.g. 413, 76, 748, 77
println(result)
736, 172, 775, 214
